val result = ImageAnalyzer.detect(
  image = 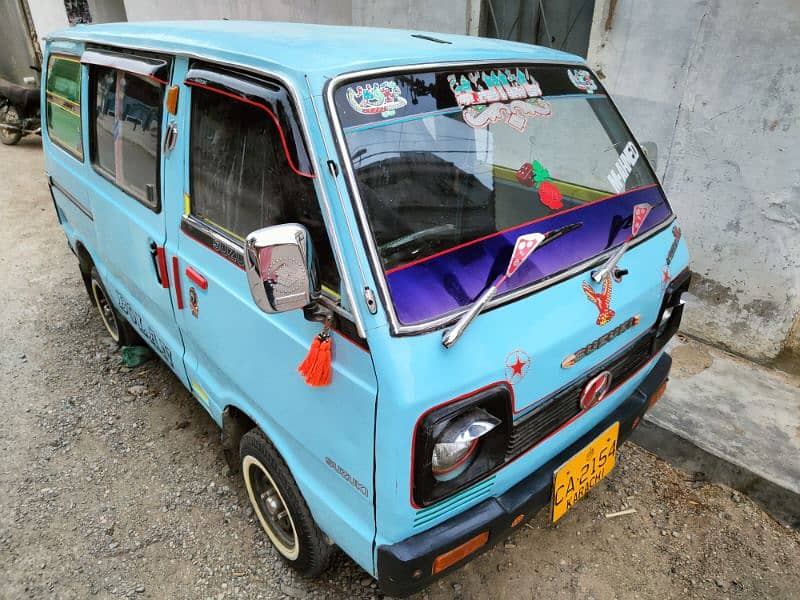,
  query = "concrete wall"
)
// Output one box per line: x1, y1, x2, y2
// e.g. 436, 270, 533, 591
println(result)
87, 0, 127, 23
352, 0, 469, 34
589, 0, 800, 363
